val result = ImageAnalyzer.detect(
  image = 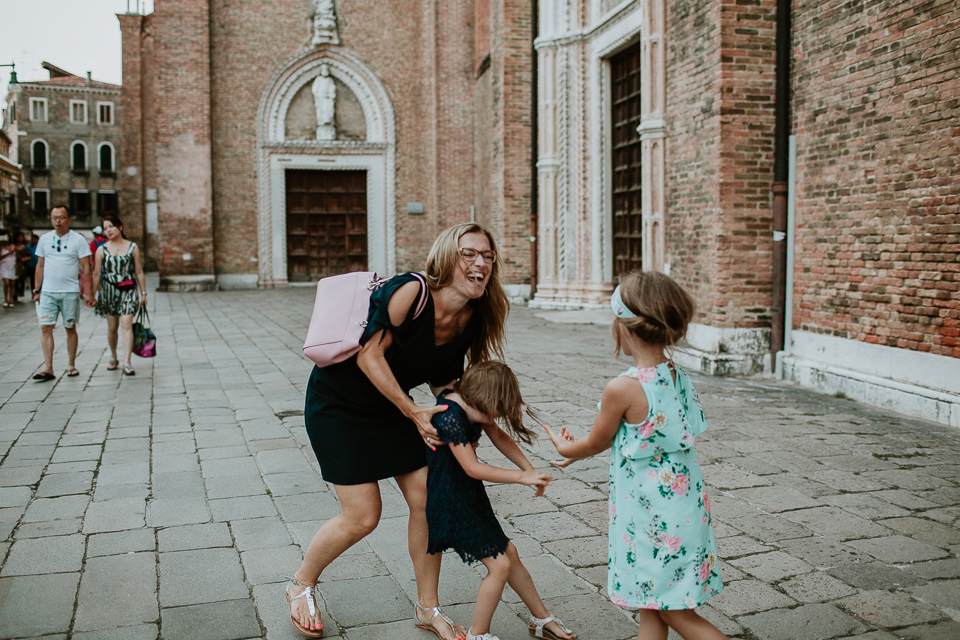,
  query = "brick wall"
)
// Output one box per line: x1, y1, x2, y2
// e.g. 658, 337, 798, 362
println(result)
152, 0, 215, 279
791, 0, 960, 357
118, 14, 144, 247
666, 0, 776, 328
